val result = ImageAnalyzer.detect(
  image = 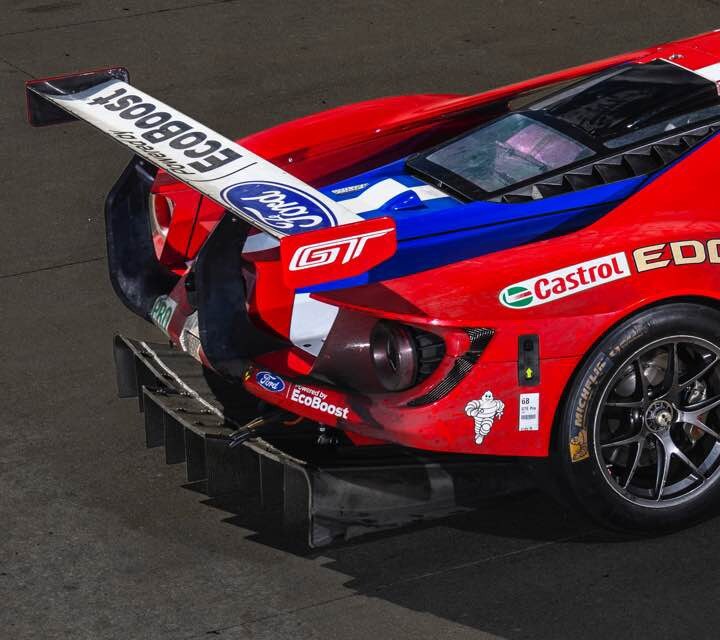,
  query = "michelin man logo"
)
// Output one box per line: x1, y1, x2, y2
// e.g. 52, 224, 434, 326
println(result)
465, 391, 505, 445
